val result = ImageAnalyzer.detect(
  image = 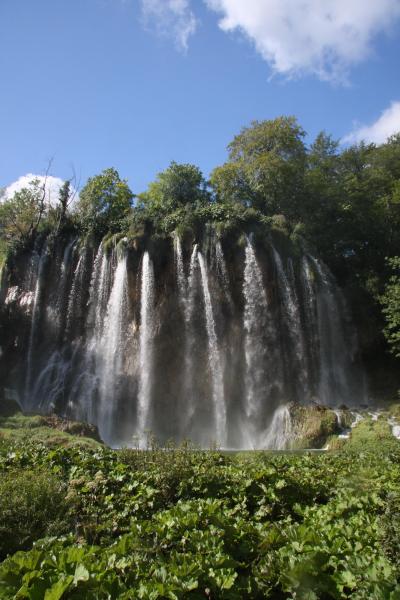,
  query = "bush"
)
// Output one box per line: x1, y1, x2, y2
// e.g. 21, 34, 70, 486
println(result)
0, 468, 70, 559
